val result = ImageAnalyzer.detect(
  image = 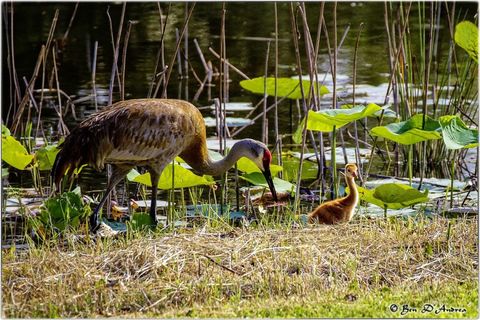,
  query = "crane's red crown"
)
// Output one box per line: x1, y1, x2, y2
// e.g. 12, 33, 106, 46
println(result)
262, 149, 272, 170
